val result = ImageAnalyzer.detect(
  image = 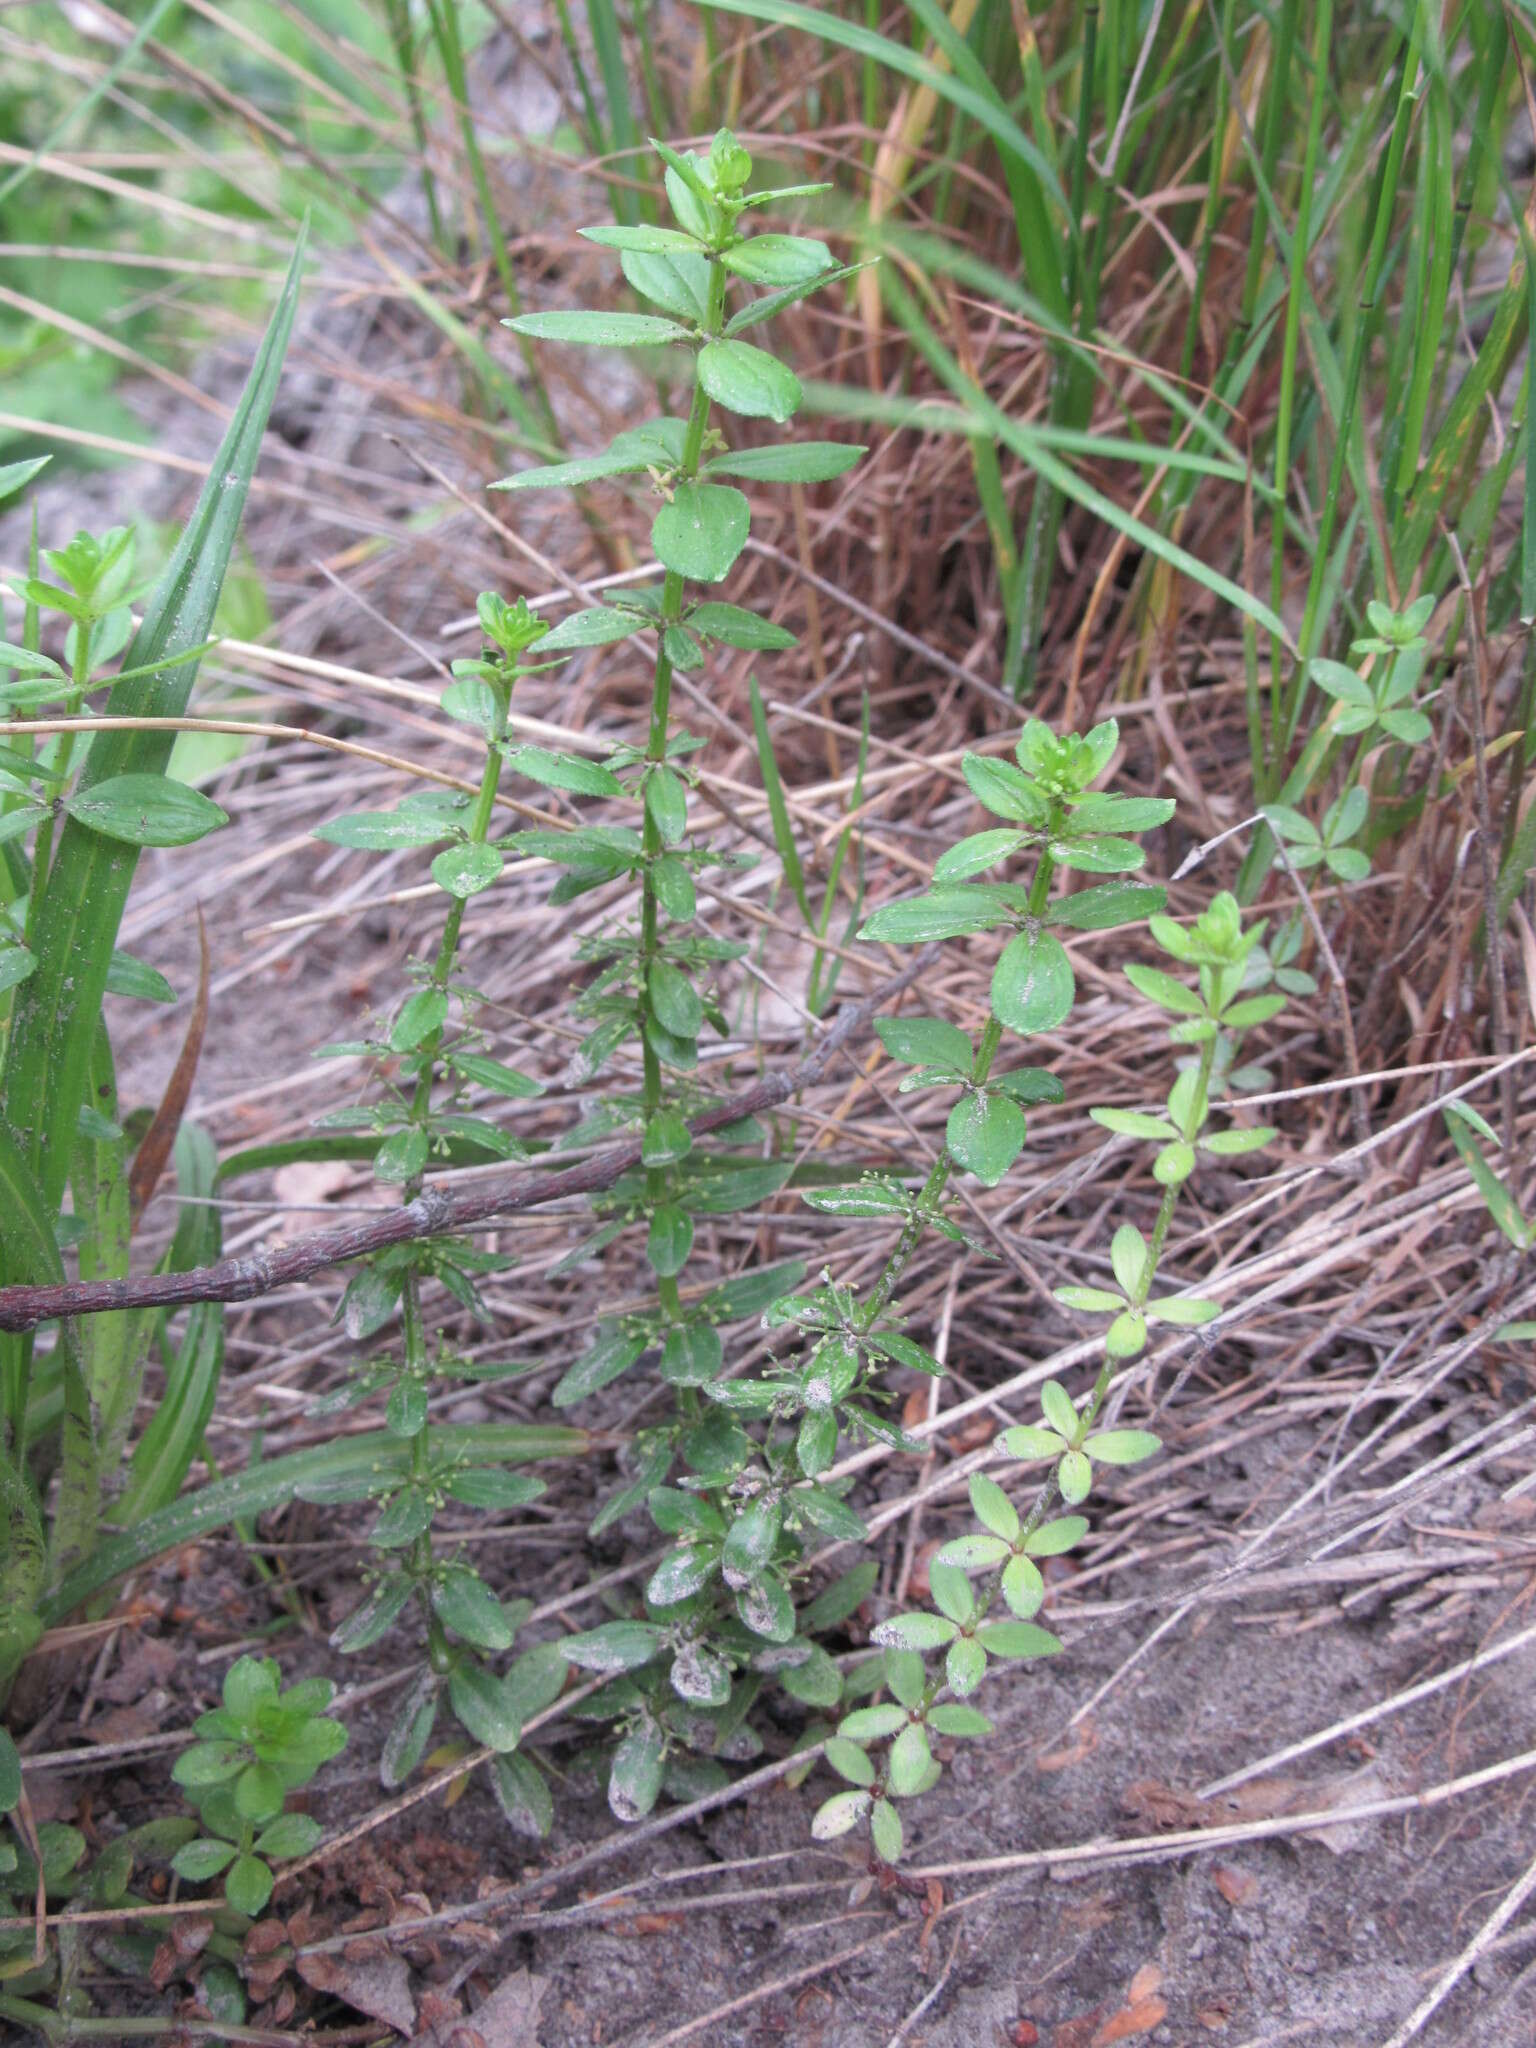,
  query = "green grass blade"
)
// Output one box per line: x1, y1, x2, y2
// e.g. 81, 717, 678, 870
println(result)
703, 0, 1070, 285
372, 244, 553, 452
1, 226, 308, 1216
40, 1424, 588, 1624
0, 0, 182, 208
1525, 233, 1536, 627
879, 266, 1289, 646
586, 0, 644, 225
900, 0, 1066, 315
748, 675, 812, 929
0, 1127, 62, 1458
809, 693, 869, 1015
116, 1124, 223, 1526
70, 1023, 152, 1510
